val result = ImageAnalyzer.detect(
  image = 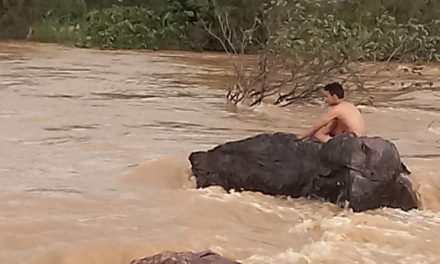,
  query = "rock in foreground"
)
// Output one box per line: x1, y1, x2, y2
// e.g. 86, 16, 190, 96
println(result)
130, 250, 239, 264
189, 133, 419, 212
